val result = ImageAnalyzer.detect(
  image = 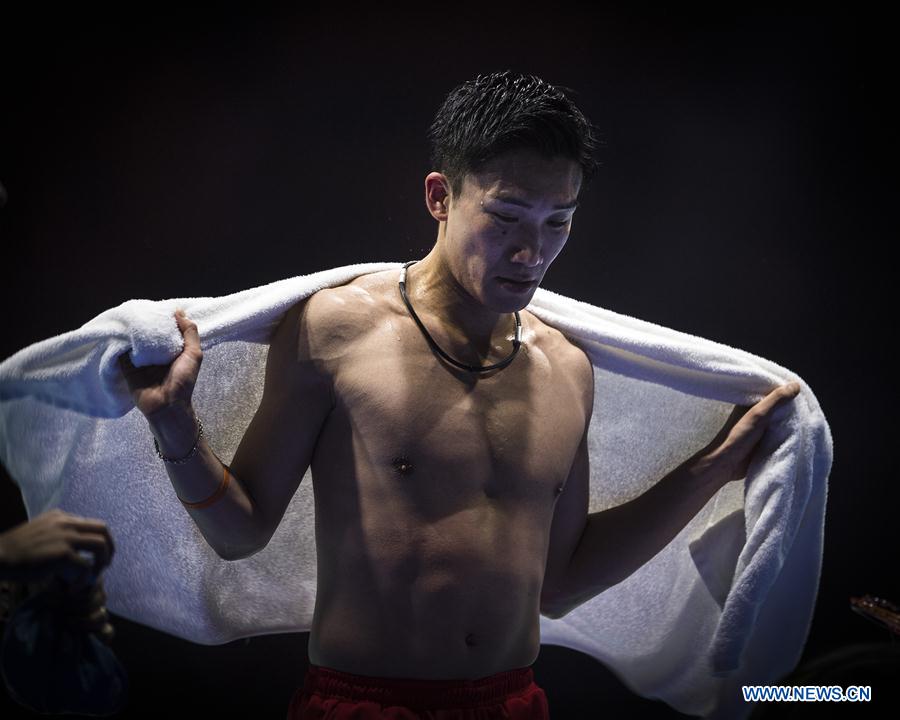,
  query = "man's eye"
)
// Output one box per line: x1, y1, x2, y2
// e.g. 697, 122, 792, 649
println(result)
491, 213, 569, 228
